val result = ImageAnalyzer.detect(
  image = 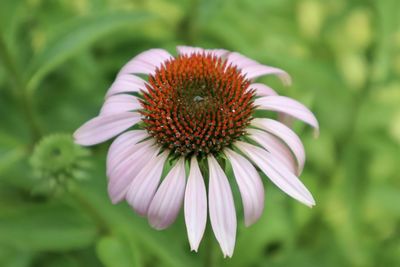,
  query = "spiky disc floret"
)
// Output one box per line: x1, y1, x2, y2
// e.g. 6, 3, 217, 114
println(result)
140, 53, 255, 157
